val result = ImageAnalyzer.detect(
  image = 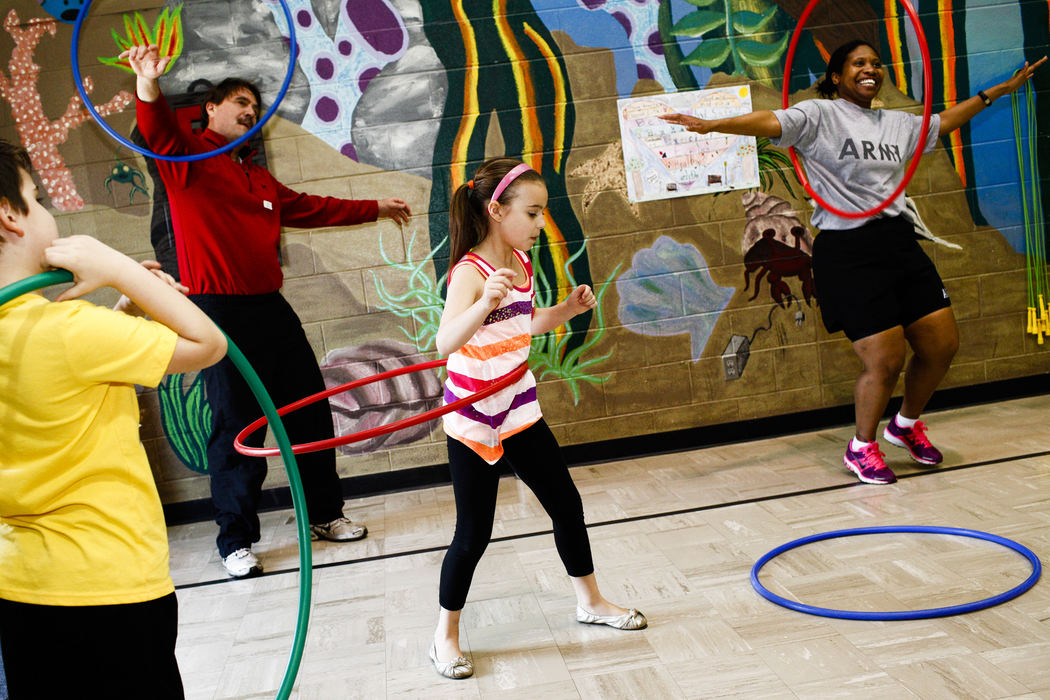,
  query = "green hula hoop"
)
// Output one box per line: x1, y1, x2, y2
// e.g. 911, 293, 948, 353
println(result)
0, 271, 311, 700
